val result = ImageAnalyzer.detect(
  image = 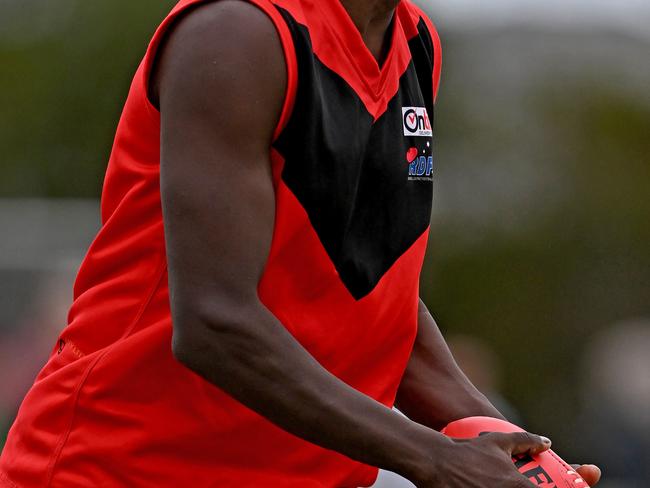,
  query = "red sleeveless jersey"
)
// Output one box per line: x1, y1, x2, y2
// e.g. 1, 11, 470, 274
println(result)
1, 1, 441, 486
